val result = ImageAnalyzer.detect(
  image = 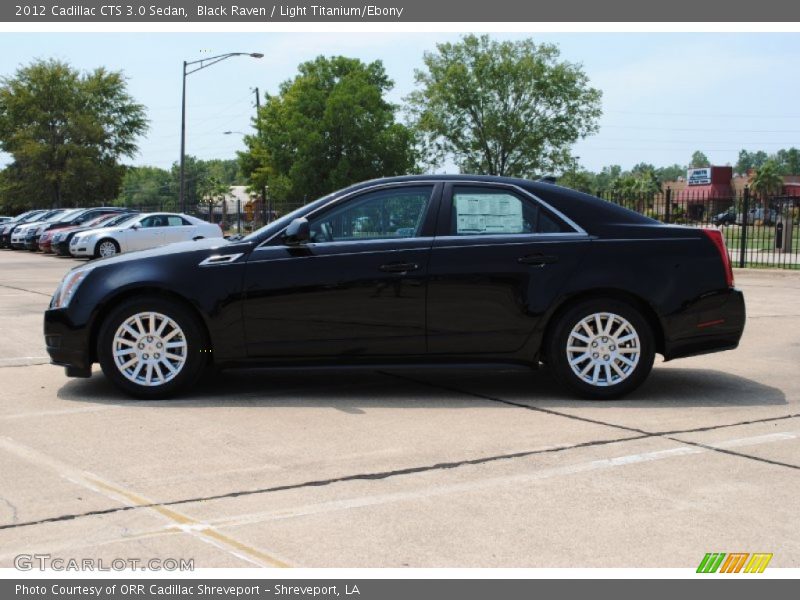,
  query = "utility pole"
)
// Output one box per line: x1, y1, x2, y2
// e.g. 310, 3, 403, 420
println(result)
254, 87, 270, 225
